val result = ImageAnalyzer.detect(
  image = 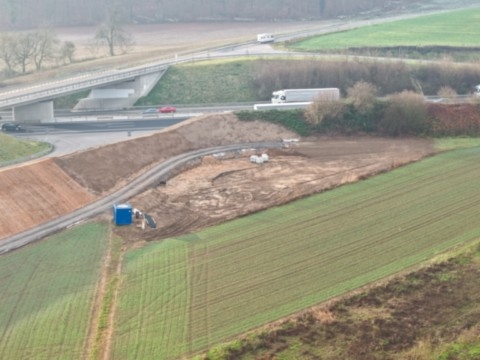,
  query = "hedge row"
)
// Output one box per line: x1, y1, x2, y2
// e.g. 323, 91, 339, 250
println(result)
237, 102, 480, 138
